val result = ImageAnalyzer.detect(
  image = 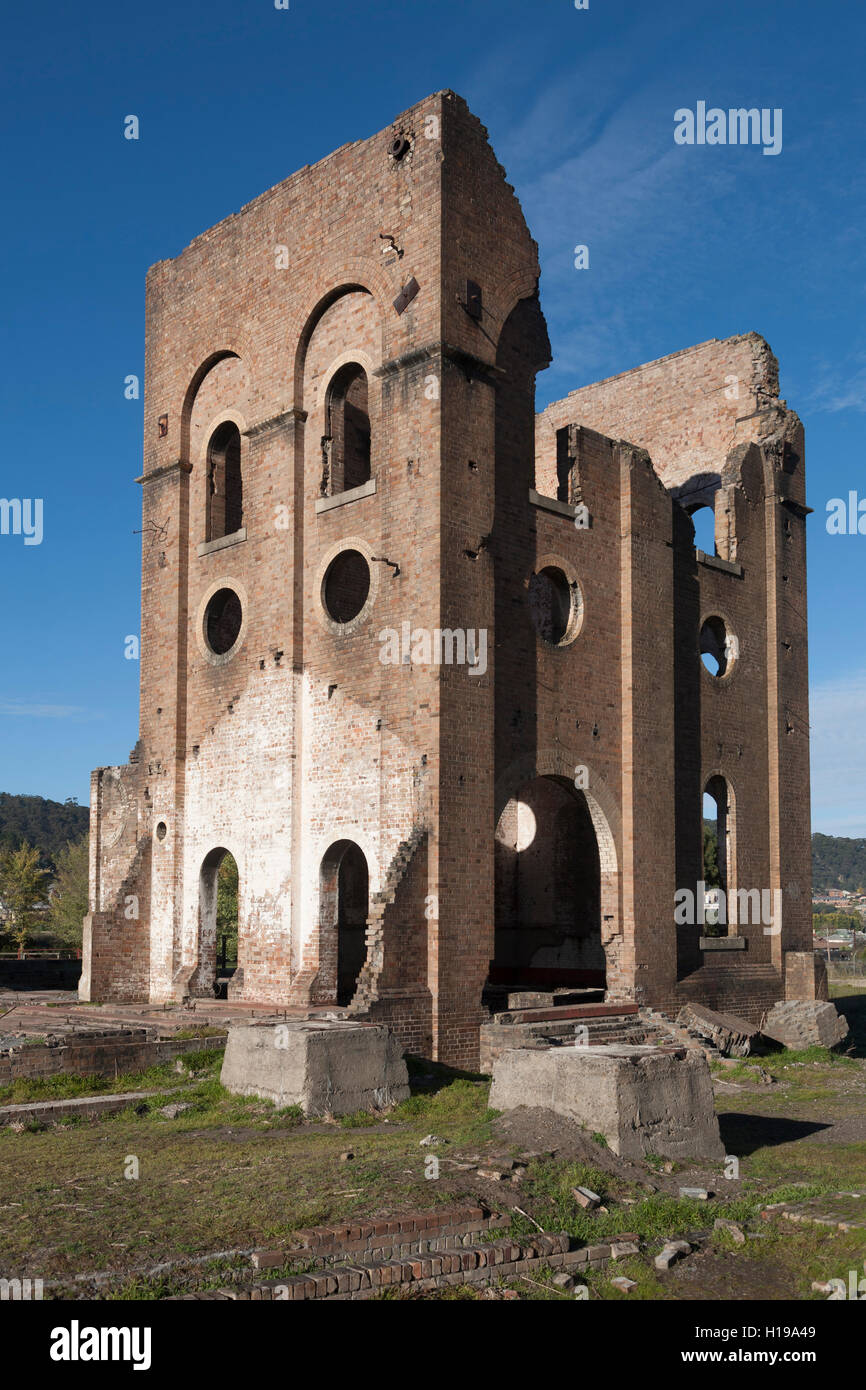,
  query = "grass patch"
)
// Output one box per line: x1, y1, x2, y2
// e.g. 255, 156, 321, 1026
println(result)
167, 1028, 227, 1041
707, 1219, 866, 1299
0, 1067, 497, 1282
390, 1078, 497, 1147
339, 1110, 380, 1129
507, 1159, 714, 1245
740, 1139, 866, 1190
714, 1045, 856, 1083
